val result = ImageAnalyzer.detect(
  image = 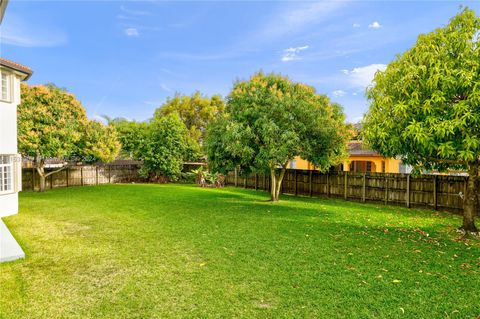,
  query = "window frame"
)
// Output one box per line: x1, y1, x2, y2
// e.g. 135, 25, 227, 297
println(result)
0, 155, 15, 195
0, 70, 12, 103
